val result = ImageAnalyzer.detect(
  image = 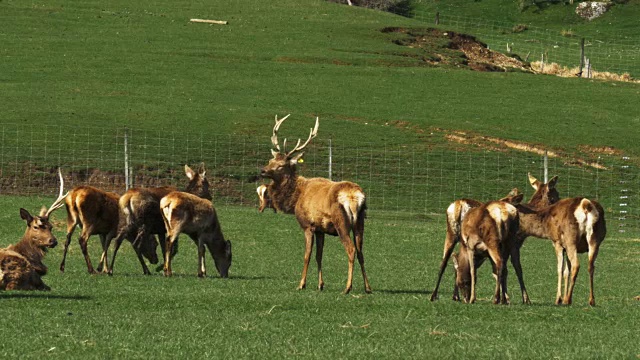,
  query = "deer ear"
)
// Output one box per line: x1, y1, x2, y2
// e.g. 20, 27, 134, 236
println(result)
548, 175, 558, 189
528, 172, 539, 190
198, 162, 207, 177
512, 193, 524, 205
289, 152, 304, 165
20, 208, 33, 223
185, 165, 195, 180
